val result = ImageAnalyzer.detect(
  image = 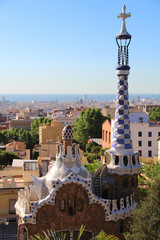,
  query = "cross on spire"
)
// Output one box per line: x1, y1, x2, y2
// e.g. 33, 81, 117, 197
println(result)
117, 5, 131, 35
